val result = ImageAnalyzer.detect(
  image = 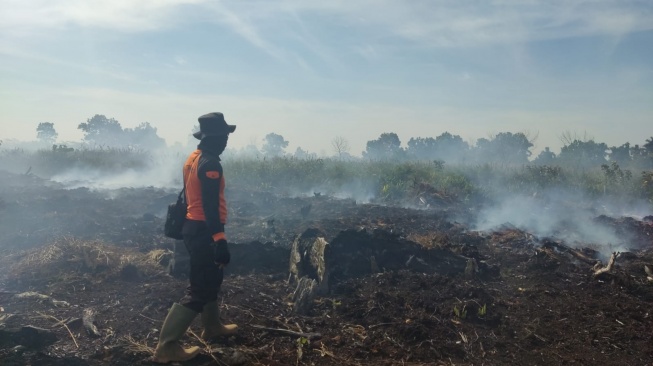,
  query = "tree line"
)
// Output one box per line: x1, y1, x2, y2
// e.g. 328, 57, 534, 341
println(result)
34, 115, 166, 150
362, 132, 653, 169
25, 114, 653, 169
